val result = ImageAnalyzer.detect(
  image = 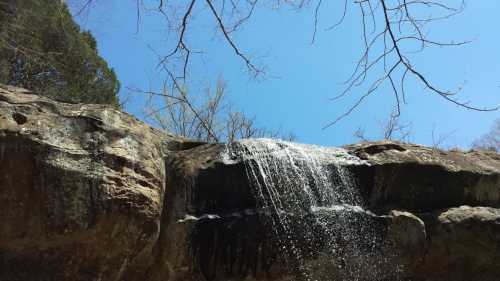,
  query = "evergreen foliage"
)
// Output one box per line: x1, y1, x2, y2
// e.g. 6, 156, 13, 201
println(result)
0, 0, 120, 106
